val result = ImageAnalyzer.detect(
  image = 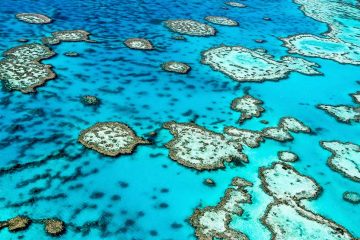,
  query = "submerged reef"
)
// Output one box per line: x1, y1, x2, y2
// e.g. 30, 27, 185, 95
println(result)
0, 216, 65, 237
231, 95, 264, 123
42, 30, 92, 45
0, 43, 56, 93
278, 151, 298, 162
163, 121, 247, 170
78, 122, 150, 157
317, 104, 360, 124
124, 38, 154, 50
204, 16, 238, 26
343, 191, 360, 204
44, 218, 66, 236
81, 95, 101, 106
161, 61, 191, 74
16, 13, 52, 24
164, 19, 216, 36
190, 177, 252, 239
320, 141, 360, 182
201, 45, 320, 82
1, 216, 31, 232
260, 162, 355, 239
282, 0, 360, 65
